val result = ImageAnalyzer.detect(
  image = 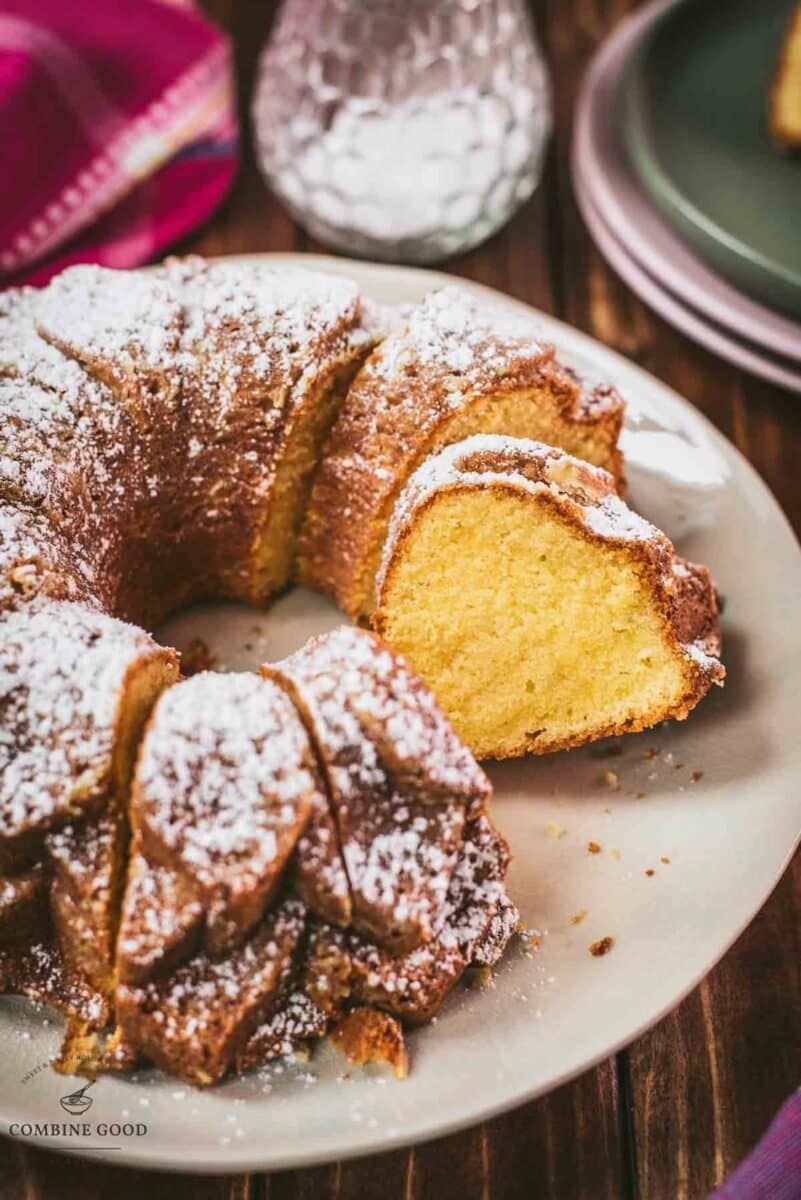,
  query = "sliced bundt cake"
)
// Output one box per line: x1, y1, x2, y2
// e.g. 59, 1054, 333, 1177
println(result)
374, 436, 724, 759
296, 286, 625, 619
305, 812, 517, 1026
2, 256, 728, 1089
